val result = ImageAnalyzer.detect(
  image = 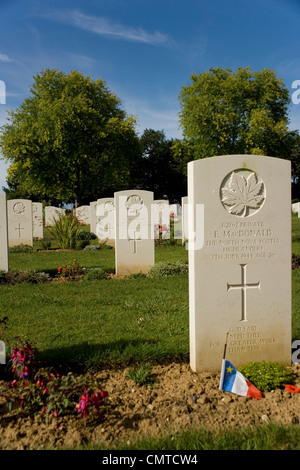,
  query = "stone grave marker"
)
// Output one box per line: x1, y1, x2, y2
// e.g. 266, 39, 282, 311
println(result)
90, 201, 97, 235
0, 194, 9, 271
153, 200, 169, 239
7, 199, 33, 247
188, 154, 291, 372
181, 196, 189, 246
76, 205, 91, 225
32, 202, 43, 239
292, 202, 300, 217
96, 198, 115, 247
45, 206, 65, 226
114, 190, 154, 275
